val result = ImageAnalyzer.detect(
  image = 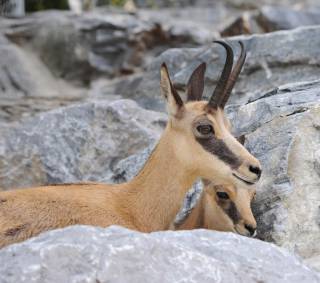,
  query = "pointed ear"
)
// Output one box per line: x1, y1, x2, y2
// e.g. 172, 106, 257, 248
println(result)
236, 134, 246, 145
160, 63, 184, 117
187, 62, 206, 102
